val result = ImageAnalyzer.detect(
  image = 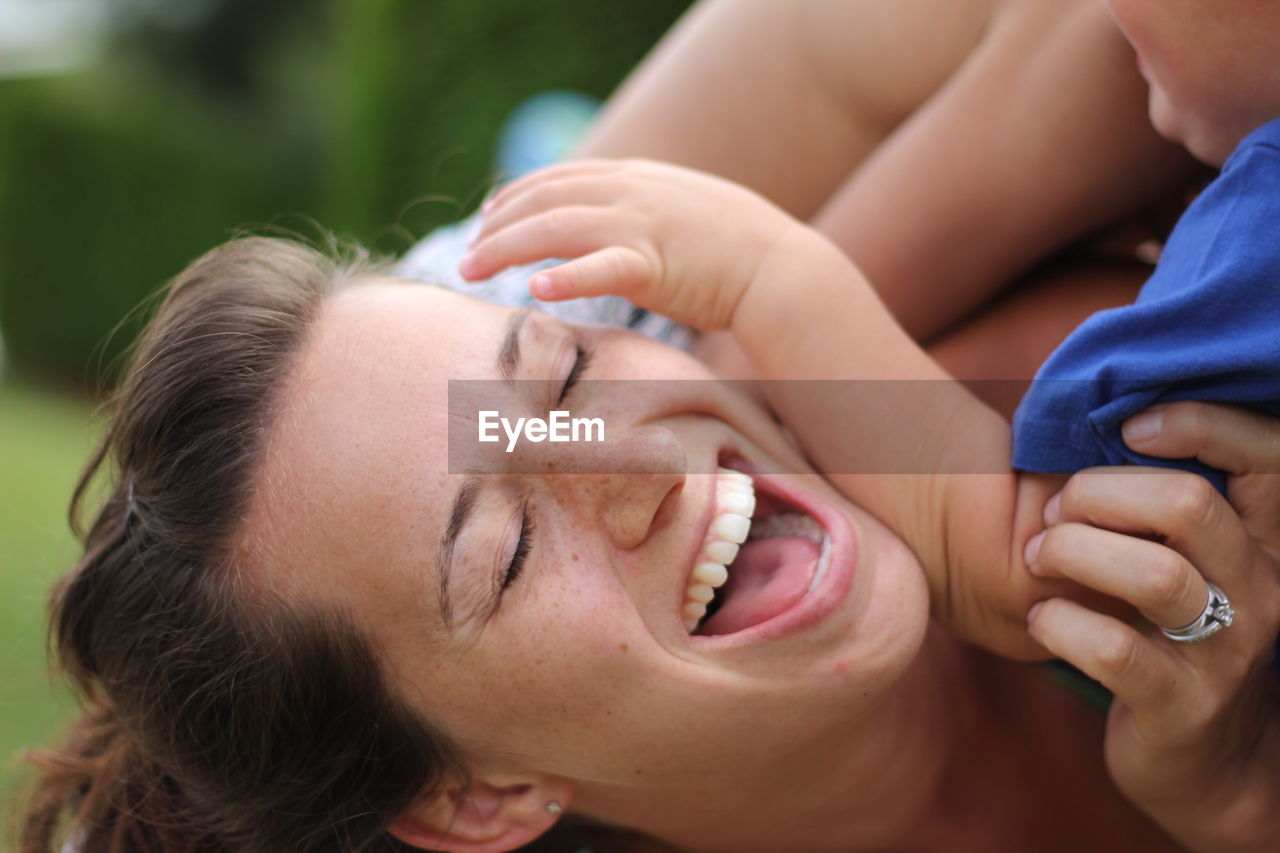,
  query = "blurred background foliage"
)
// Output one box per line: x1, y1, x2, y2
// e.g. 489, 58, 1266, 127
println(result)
1, 0, 692, 390
0, 0, 690, 830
